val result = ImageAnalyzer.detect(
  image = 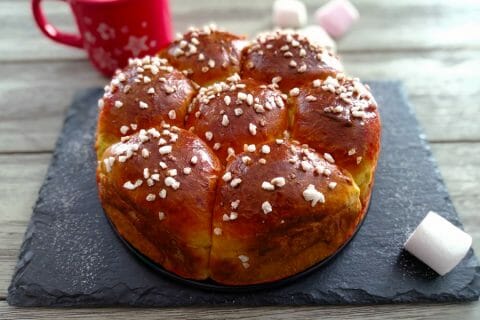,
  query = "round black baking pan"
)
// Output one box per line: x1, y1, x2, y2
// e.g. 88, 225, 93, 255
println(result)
106, 204, 369, 293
